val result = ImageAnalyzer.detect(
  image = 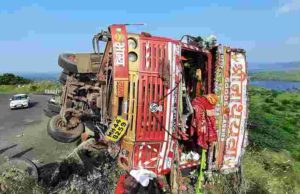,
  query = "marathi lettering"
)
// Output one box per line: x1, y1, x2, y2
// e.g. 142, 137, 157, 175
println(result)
222, 52, 248, 170
114, 42, 125, 66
